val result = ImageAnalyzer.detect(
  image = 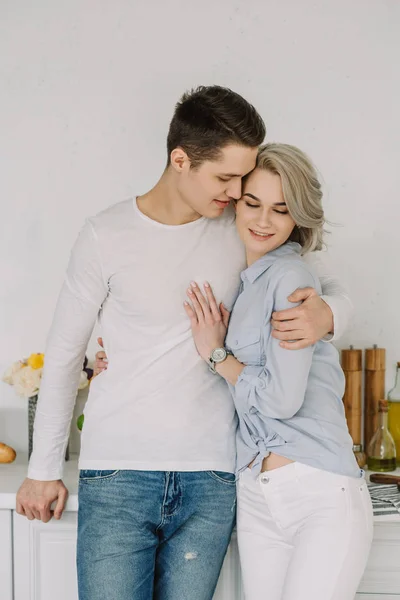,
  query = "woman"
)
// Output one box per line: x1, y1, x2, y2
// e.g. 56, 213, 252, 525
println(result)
93, 143, 373, 599
182, 143, 373, 600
